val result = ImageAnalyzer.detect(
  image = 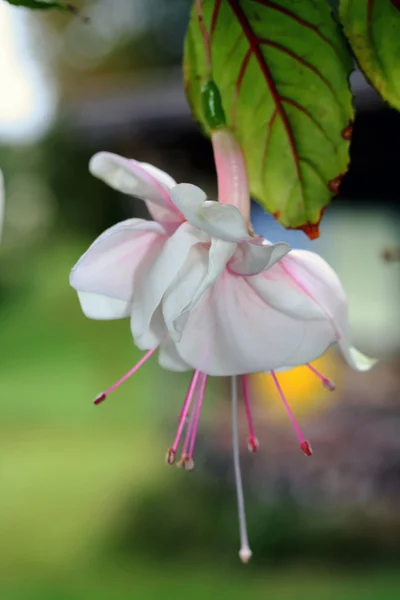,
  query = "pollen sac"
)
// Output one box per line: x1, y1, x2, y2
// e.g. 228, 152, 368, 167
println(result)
184, 457, 195, 471
176, 455, 195, 471
322, 378, 336, 392
93, 392, 106, 405
247, 436, 259, 453
300, 440, 313, 456
165, 448, 176, 465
